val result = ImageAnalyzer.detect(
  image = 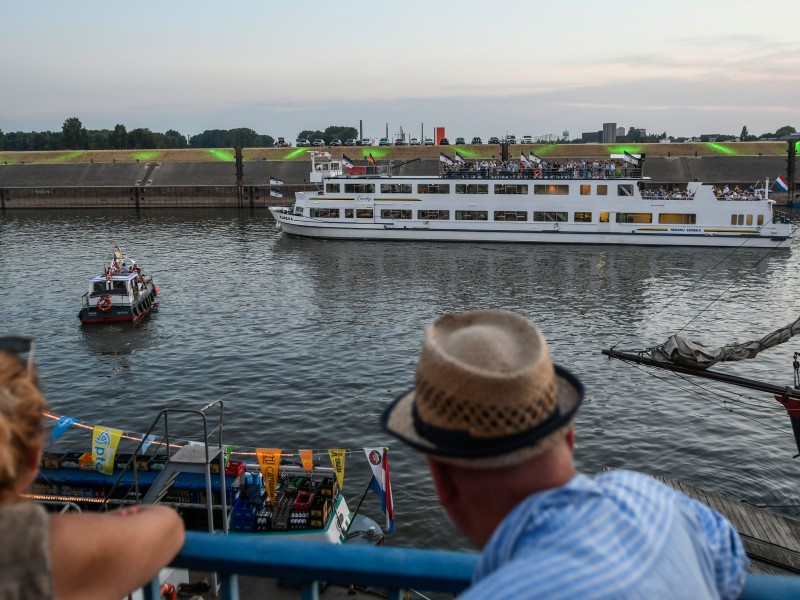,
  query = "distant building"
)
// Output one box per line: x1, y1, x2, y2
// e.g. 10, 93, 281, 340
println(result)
582, 131, 602, 143
700, 134, 719, 142
602, 123, 617, 143
562, 130, 569, 141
